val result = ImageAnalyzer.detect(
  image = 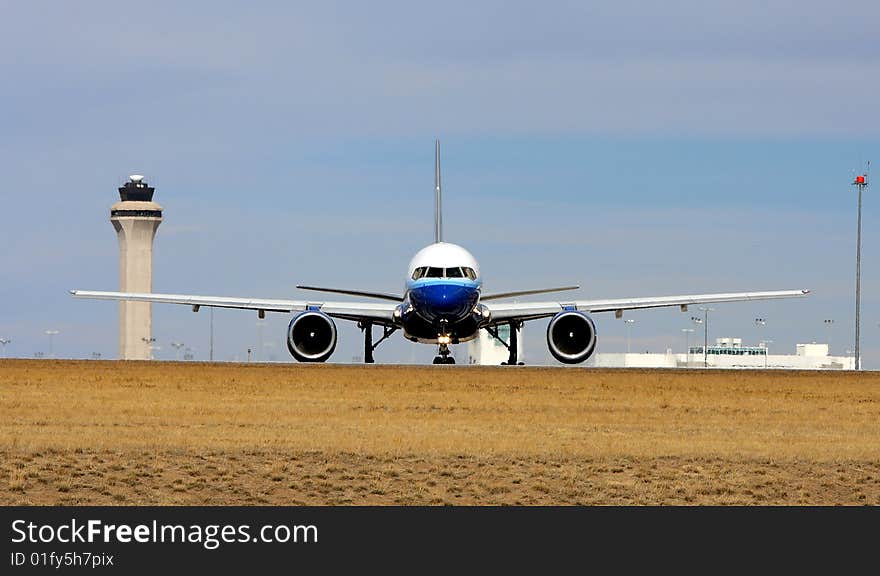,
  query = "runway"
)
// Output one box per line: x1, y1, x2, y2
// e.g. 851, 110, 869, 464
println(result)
2, 360, 879, 504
